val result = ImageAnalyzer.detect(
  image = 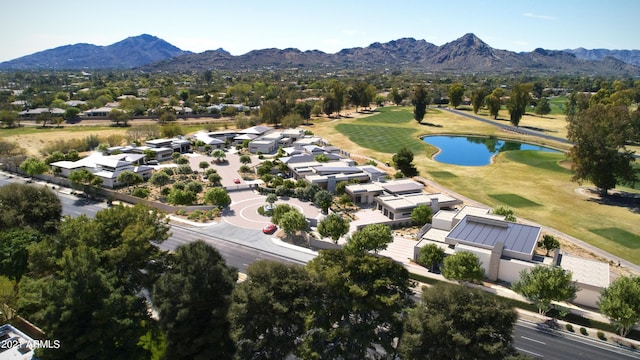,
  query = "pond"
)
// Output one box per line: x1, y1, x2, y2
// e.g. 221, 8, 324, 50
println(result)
422, 135, 560, 166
